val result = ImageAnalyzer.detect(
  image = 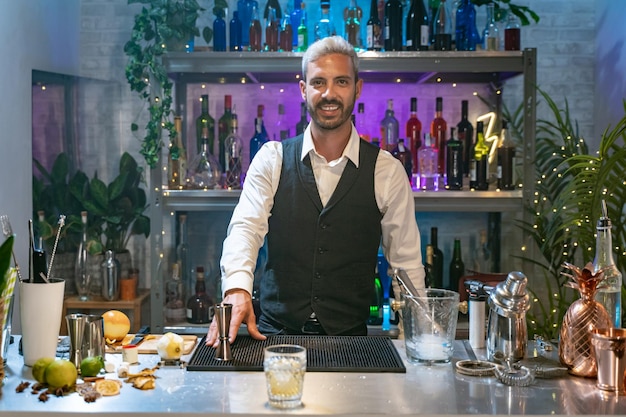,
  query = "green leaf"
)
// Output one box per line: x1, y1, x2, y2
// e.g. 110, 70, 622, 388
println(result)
0, 235, 14, 294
